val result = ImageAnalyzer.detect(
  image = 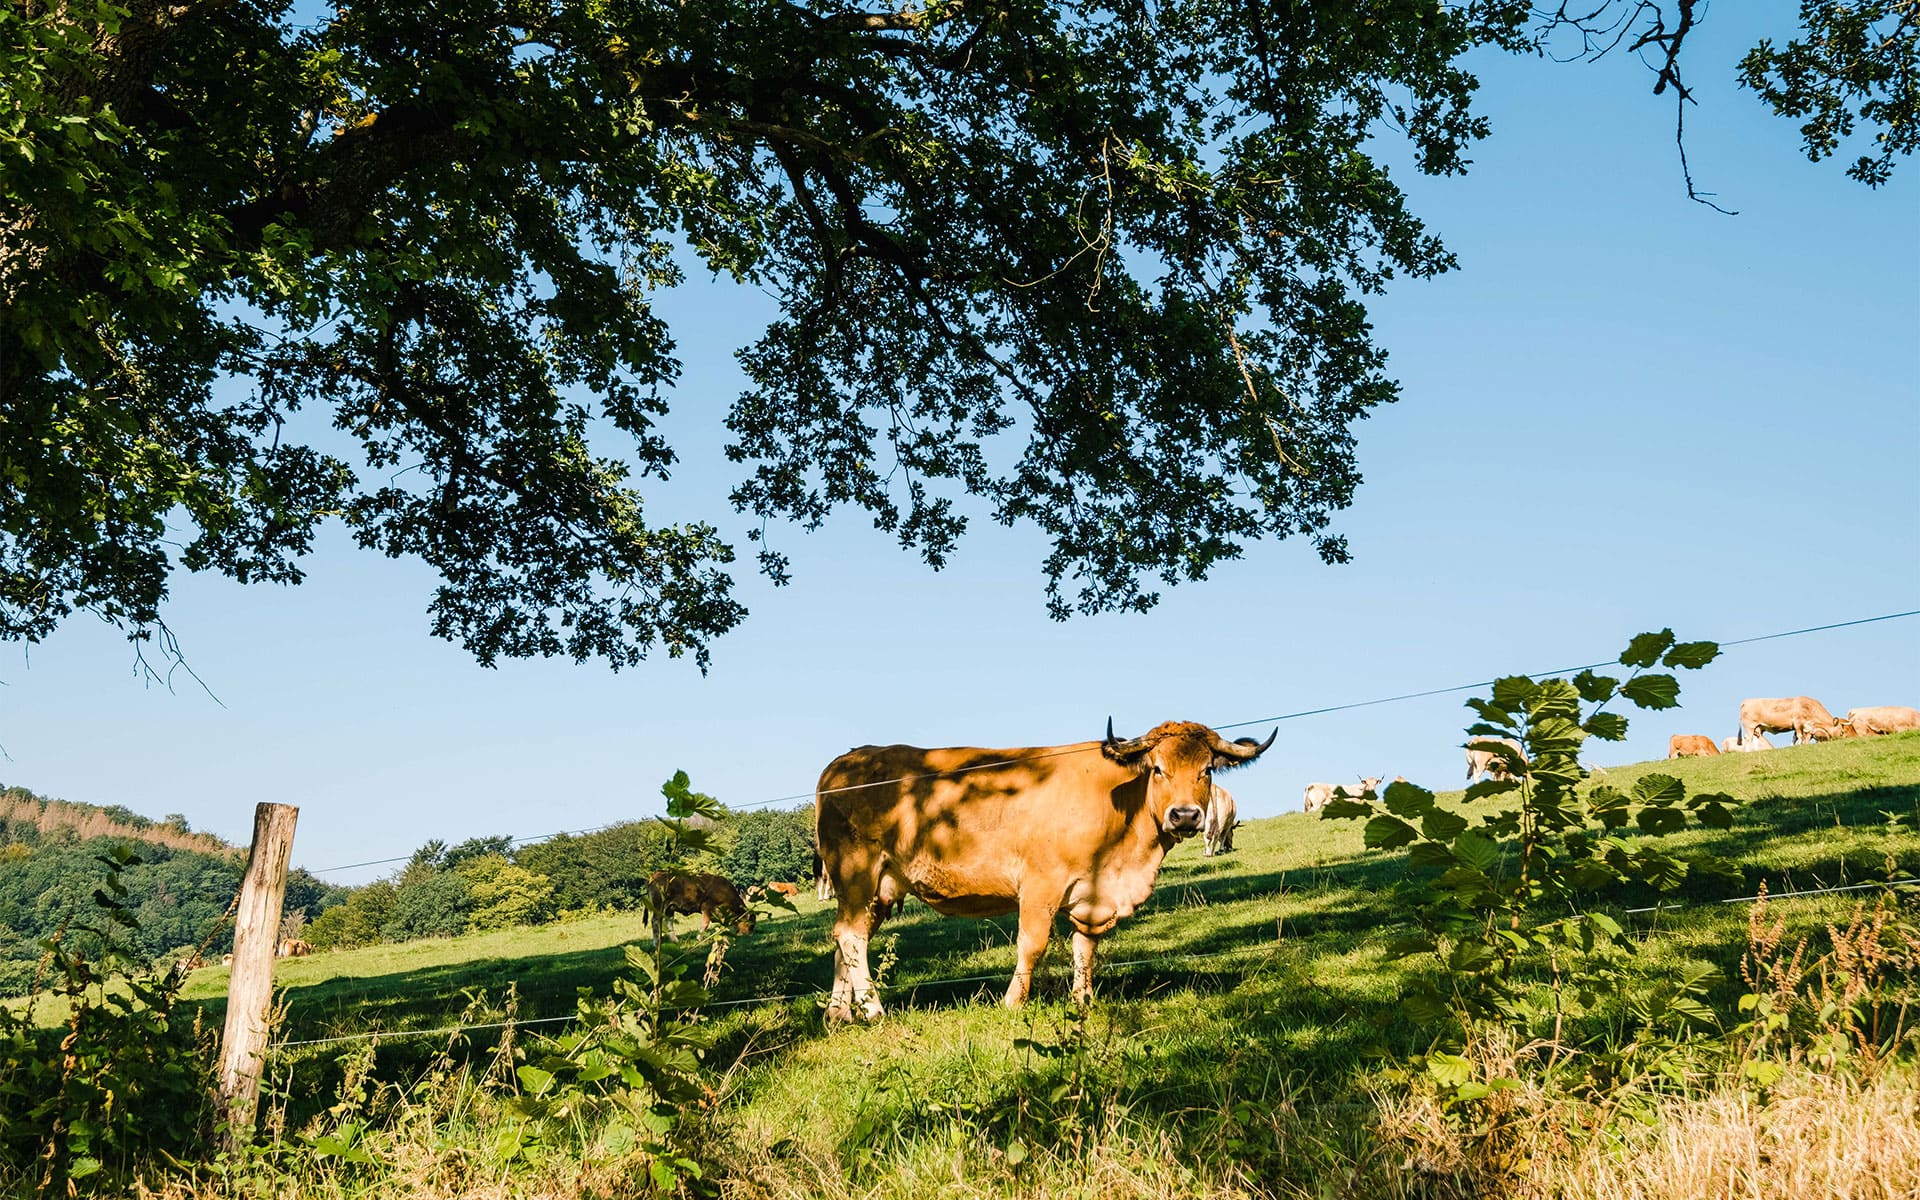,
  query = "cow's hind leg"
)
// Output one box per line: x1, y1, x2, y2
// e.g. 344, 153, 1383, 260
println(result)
1005, 894, 1057, 1008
